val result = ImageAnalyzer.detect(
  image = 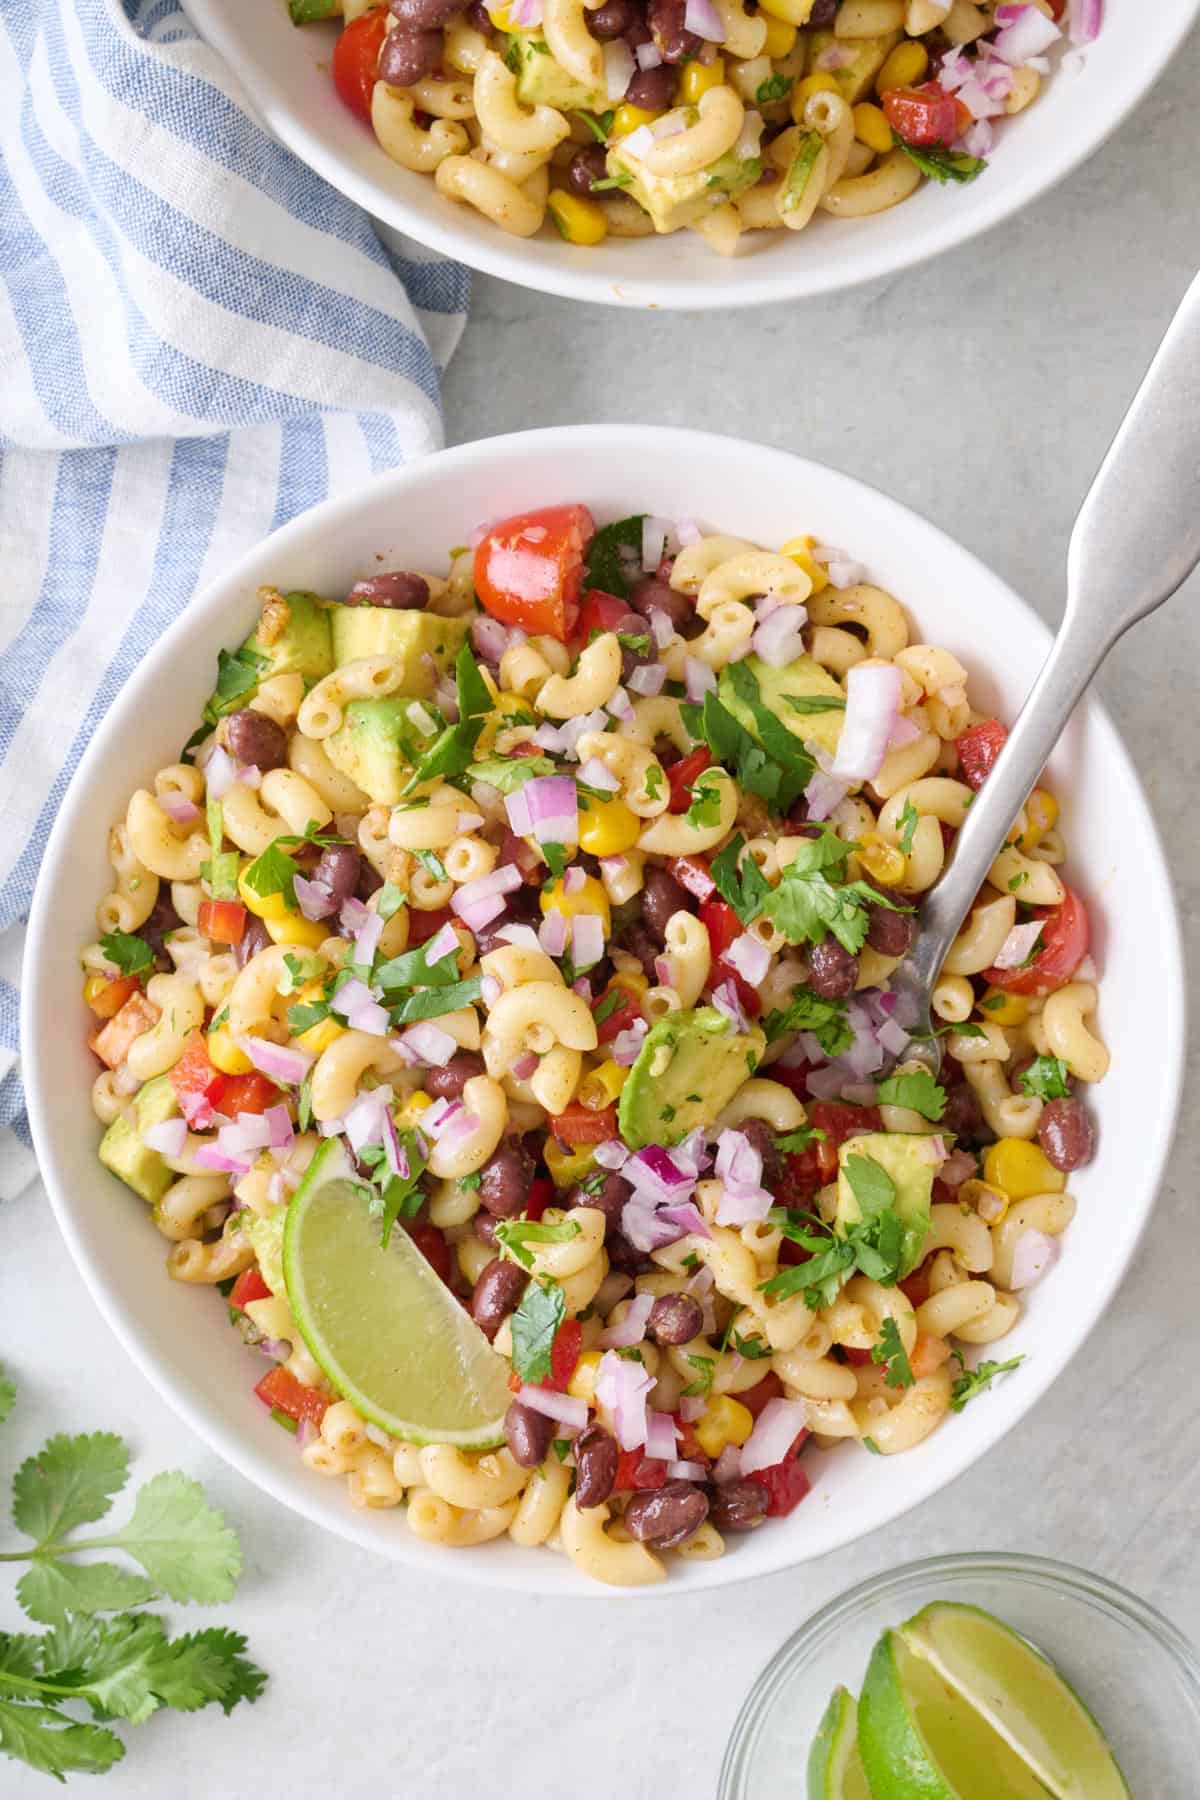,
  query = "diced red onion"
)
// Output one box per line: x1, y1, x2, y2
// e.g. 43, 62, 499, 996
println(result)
635, 38, 662, 68
422, 922, 460, 968
451, 865, 524, 926
679, 1395, 705, 1423
992, 920, 1045, 970
992, 3, 1060, 62
398, 1021, 458, 1067
840, 1081, 879, 1108
606, 685, 634, 724
670, 854, 716, 901
741, 1397, 808, 1475
724, 932, 770, 987
806, 1064, 849, 1101
353, 909, 385, 969
341, 1086, 393, 1155
532, 721, 567, 754
334, 978, 390, 1037
594, 1352, 655, 1450
601, 1294, 656, 1350
264, 1104, 293, 1153
621, 123, 655, 159
517, 1385, 588, 1430
293, 873, 338, 921
339, 895, 370, 935
202, 744, 237, 800
563, 864, 586, 896
712, 1443, 743, 1483
611, 1020, 649, 1066
711, 979, 749, 1035
815, 41, 856, 68
471, 615, 510, 668
495, 923, 540, 951
812, 547, 867, 590
716, 1184, 772, 1226
1068, 0, 1102, 44
267, 1170, 285, 1206
960, 117, 995, 158
803, 768, 850, 823
511, 1052, 538, 1082
626, 1143, 695, 1202
752, 604, 808, 668
604, 38, 634, 100
380, 1108, 403, 1180
666, 1459, 707, 1482
627, 663, 667, 697
593, 1139, 630, 1171
1011, 1229, 1060, 1291
877, 1018, 911, 1059
558, 708, 610, 758
646, 608, 675, 650
538, 910, 568, 958
507, 775, 578, 847
159, 793, 201, 825
940, 1148, 977, 1188
683, 0, 722, 37
578, 757, 620, 793
258, 1337, 291, 1363
574, 970, 594, 996
641, 516, 677, 571
194, 1143, 253, 1176
239, 1036, 313, 1087
144, 1118, 188, 1157
684, 657, 716, 704
831, 662, 902, 783
887, 713, 922, 751
572, 913, 605, 971
644, 1410, 679, 1461
659, 1201, 711, 1239
456, 811, 485, 835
